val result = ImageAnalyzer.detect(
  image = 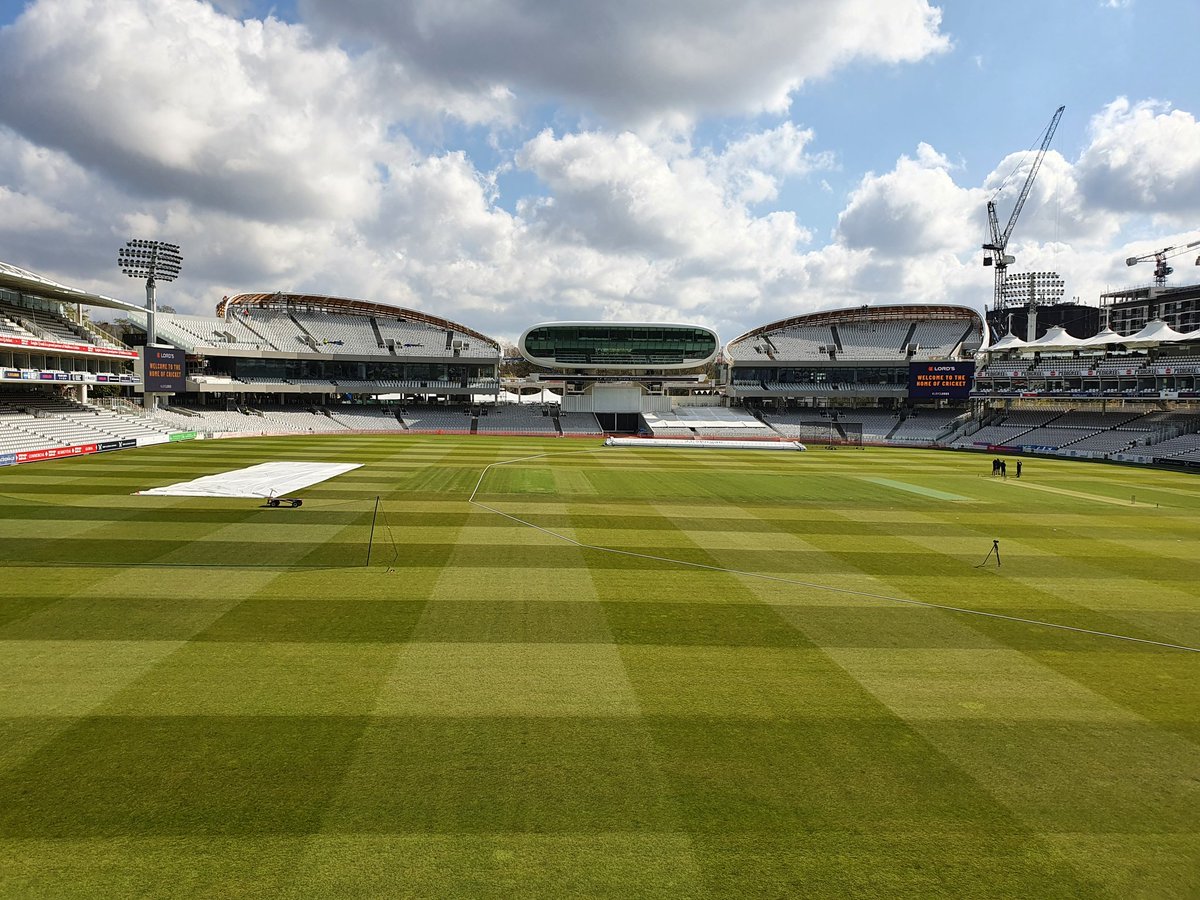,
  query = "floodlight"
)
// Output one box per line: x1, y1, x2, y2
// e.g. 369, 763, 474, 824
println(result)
118, 239, 183, 412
